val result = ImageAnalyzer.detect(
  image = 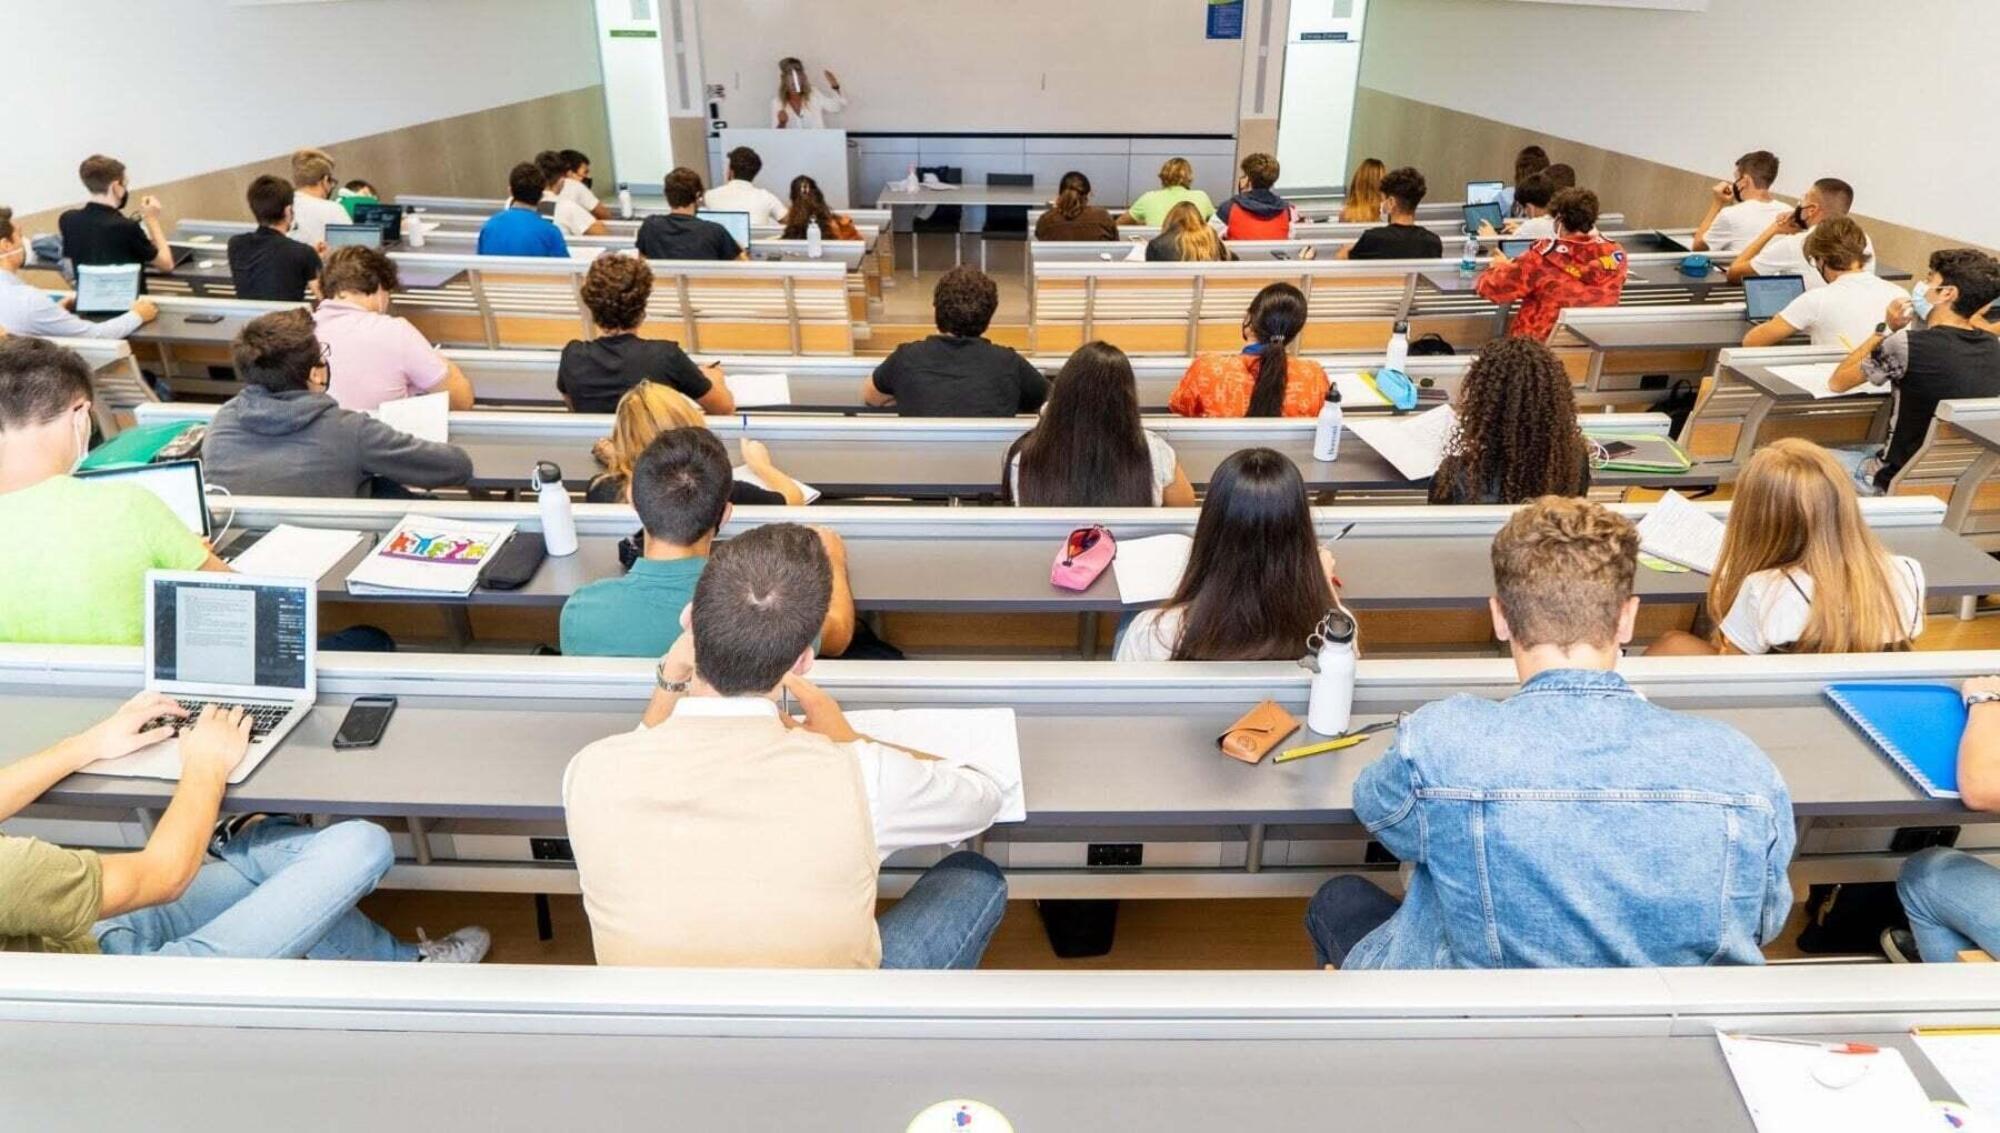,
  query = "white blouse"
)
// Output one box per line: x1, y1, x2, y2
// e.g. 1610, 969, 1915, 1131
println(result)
771, 87, 848, 129
1718, 555, 1926, 654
